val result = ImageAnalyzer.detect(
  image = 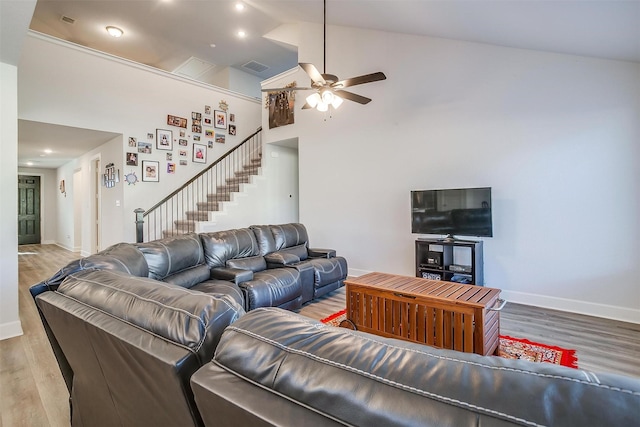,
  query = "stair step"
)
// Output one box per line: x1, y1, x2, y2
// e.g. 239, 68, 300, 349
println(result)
162, 229, 189, 238
186, 211, 210, 221
207, 193, 232, 202
217, 184, 240, 193
173, 219, 197, 229
196, 201, 220, 211
235, 168, 259, 177
225, 176, 251, 185
250, 157, 262, 164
